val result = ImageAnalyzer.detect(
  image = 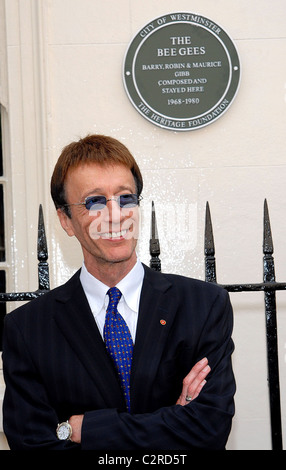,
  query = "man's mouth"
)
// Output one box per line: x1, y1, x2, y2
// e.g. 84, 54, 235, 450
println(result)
100, 228, 129, 239
89, 220, 137, 241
